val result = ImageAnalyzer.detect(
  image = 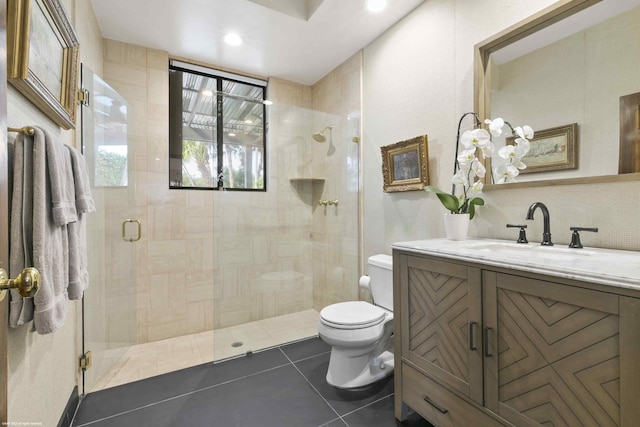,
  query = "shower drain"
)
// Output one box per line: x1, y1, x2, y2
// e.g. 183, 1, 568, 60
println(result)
231, 341, 244, 348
